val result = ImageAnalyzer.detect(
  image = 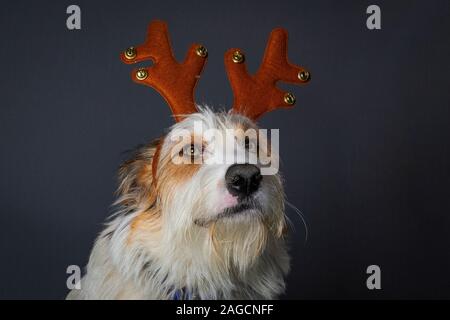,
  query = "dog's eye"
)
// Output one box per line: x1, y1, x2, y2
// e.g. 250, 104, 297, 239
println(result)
244, 137, 258, 152
189, 144, 200, 156
179, 144, 202, 161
